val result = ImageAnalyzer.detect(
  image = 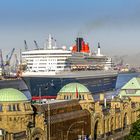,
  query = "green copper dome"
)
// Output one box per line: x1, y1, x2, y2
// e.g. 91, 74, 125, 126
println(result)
58, 83, 90, 94
0, 88, 28, 102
